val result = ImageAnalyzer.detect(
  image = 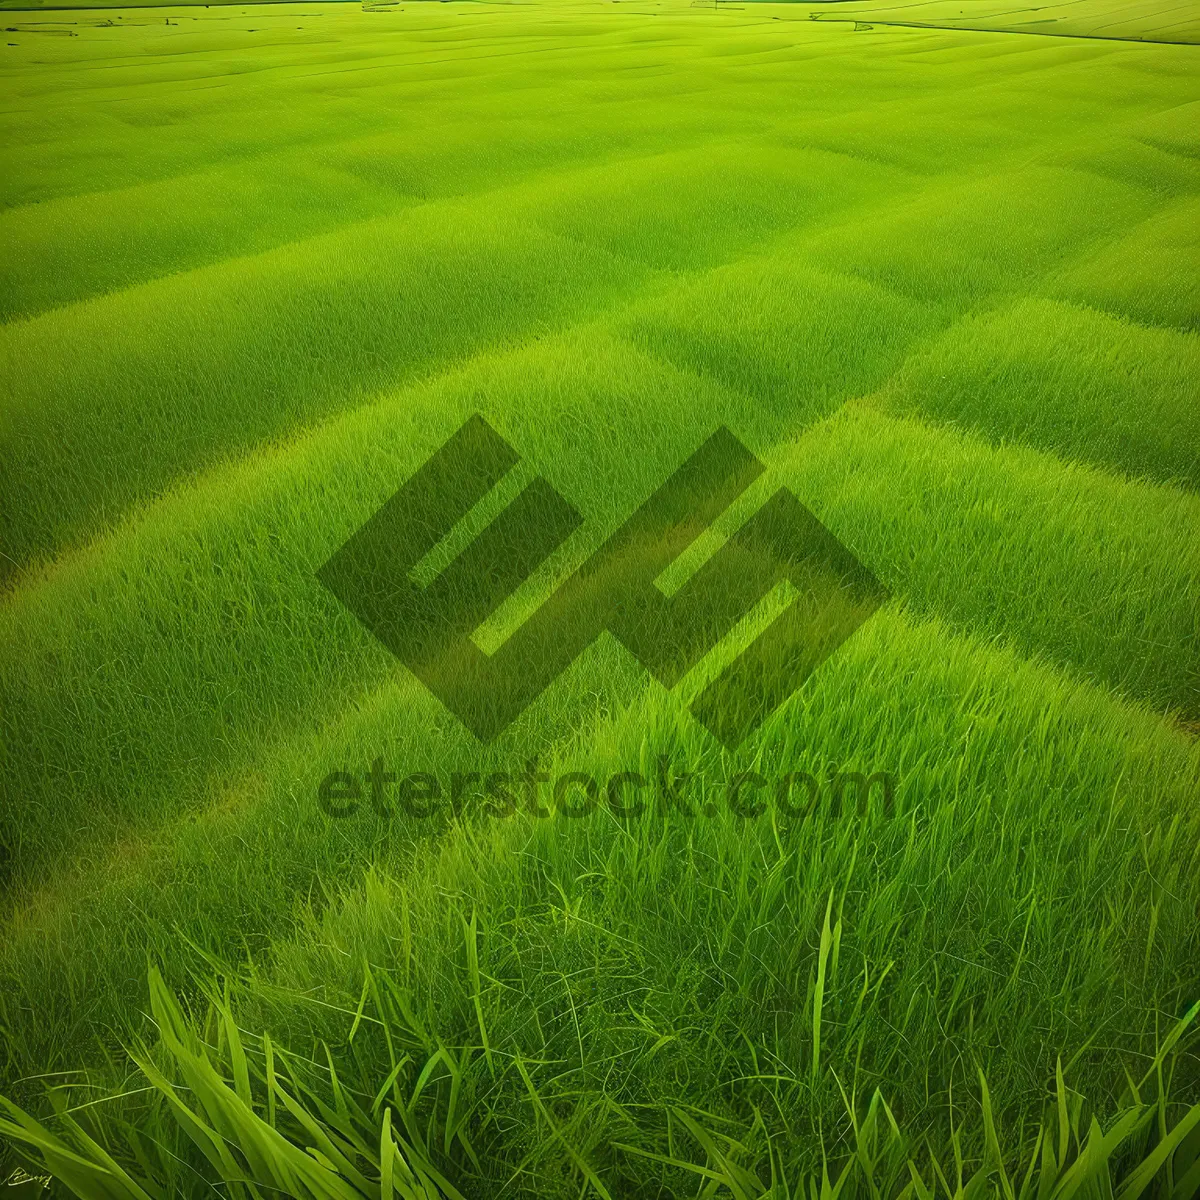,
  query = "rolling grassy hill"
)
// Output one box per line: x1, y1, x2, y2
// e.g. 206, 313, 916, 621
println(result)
1, 2, 1198, 1195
